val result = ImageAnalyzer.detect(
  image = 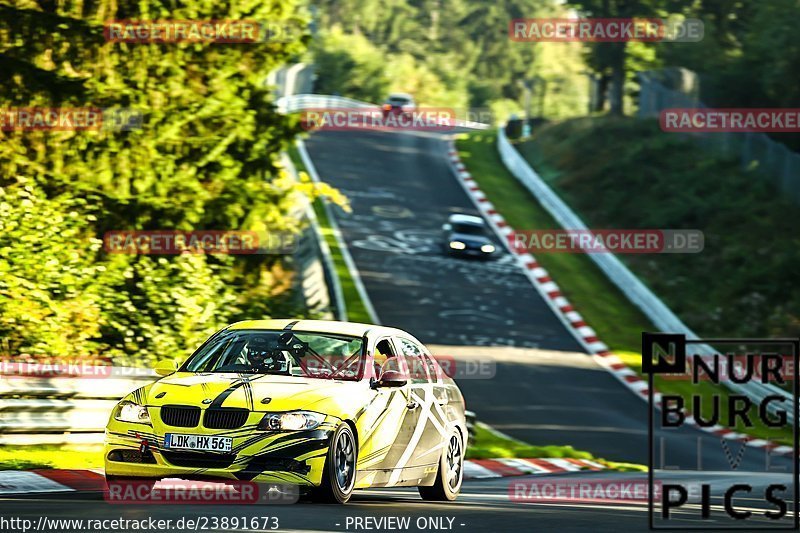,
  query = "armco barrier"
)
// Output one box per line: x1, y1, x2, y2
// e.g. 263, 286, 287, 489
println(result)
281, 151, 342, 320
495, 126, 793, 422
0, 367, 156, 445
275, 94, 491, 130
